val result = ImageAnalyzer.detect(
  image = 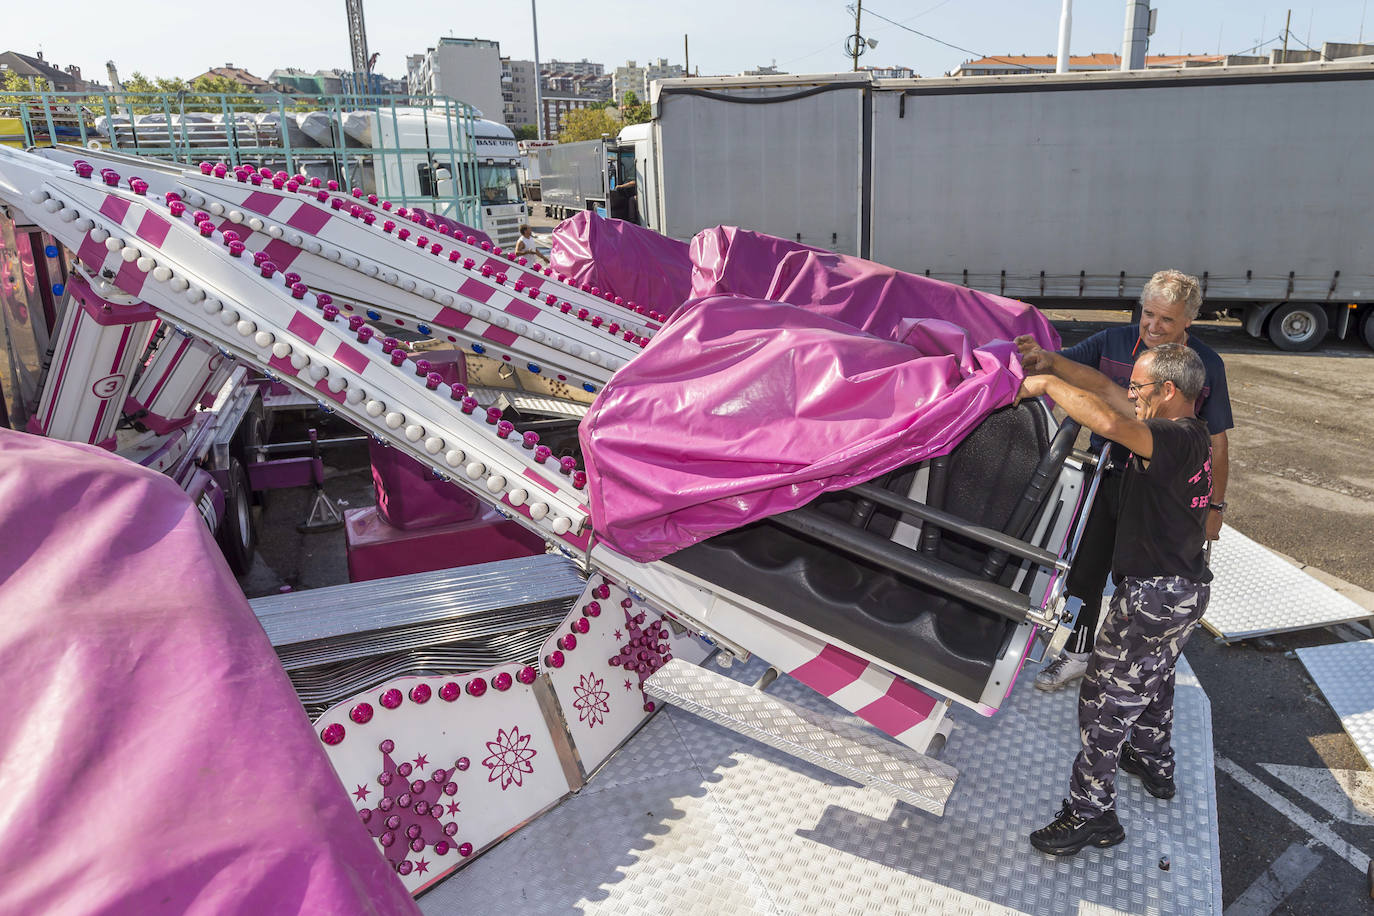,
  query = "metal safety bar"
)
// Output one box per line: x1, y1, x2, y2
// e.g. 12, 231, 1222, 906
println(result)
848, 481, 1063, 570
773, 507, 1032, 624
